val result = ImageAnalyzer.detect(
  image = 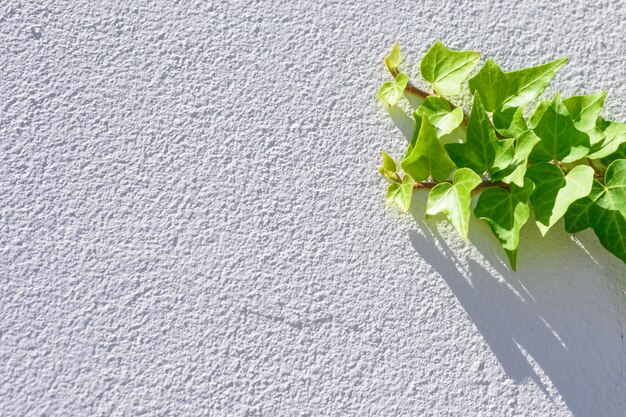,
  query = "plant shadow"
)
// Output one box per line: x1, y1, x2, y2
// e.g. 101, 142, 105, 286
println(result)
407, 191, 626, 416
